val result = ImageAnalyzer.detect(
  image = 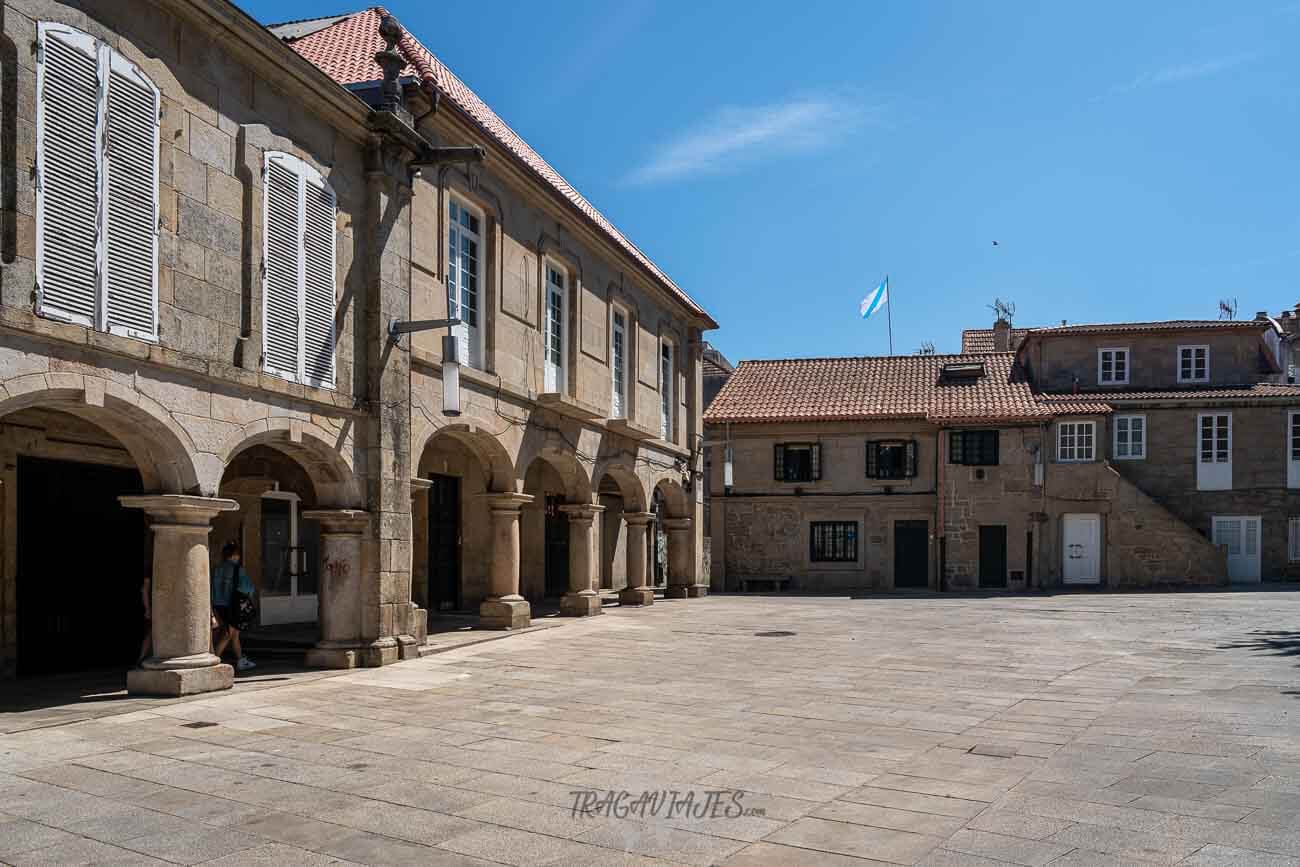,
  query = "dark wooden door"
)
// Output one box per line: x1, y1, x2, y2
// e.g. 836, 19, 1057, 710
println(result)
893, 520, 929, 589
544, 495, 569, 597
17, 457, 144, 676
979, 525, 1008, 589
427, 474, 461, 611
